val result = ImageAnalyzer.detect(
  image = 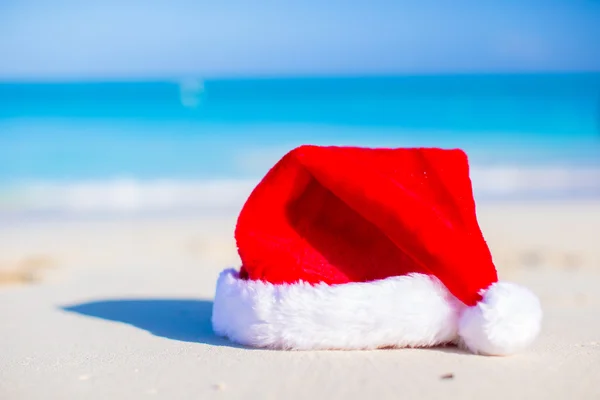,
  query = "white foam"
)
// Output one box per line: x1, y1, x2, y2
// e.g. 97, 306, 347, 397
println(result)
0, 178, 257, 214
1, 166, 599, 215
470, 166, 600, 195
